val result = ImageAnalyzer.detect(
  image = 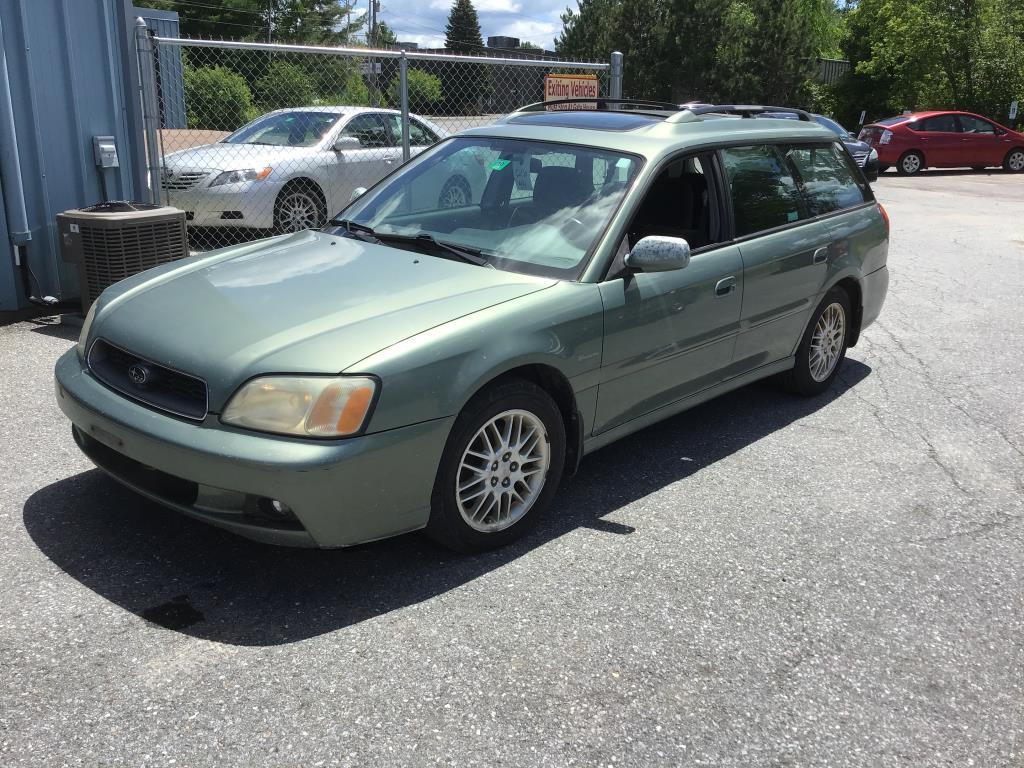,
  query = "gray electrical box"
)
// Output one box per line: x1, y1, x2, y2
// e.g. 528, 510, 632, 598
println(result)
92, 135, 119, 168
